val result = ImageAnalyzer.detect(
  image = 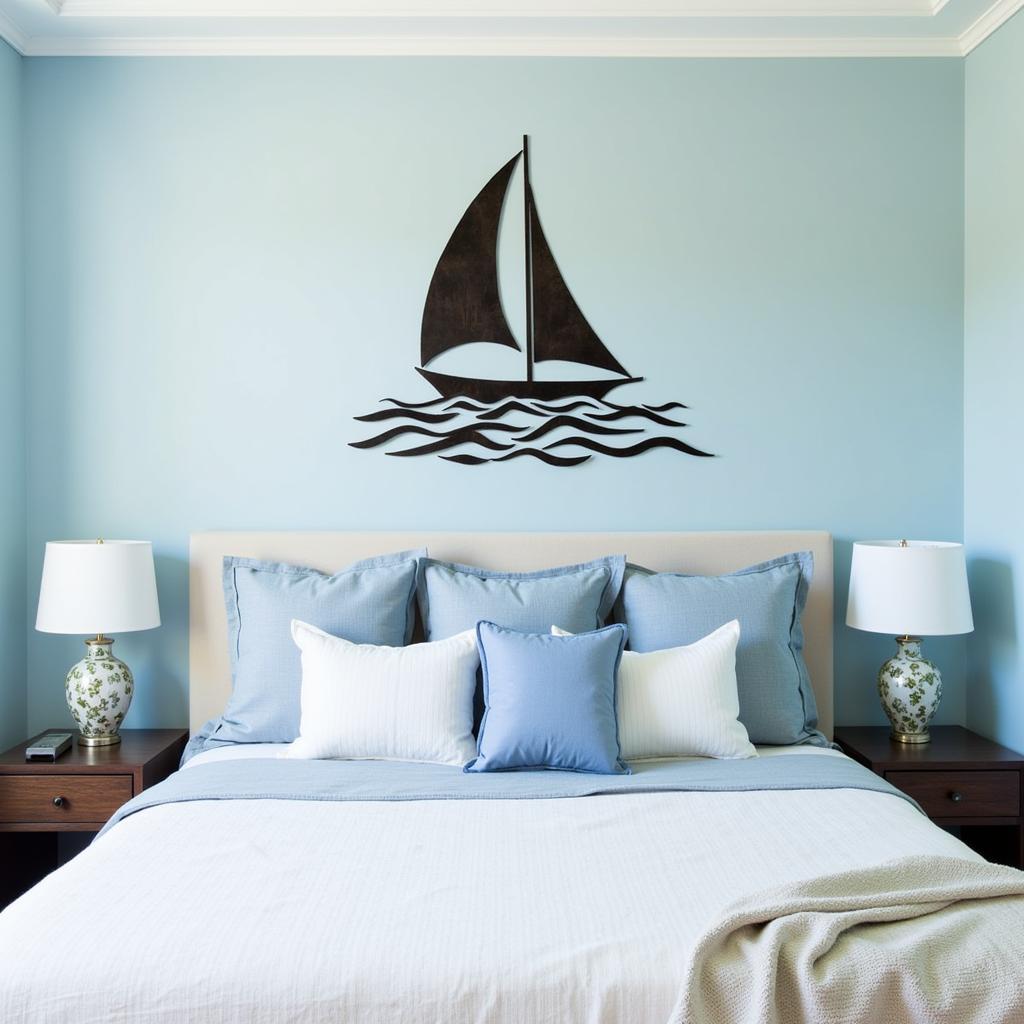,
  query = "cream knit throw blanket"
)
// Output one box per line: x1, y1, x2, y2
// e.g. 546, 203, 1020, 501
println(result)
671, 855, 1024, 1024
